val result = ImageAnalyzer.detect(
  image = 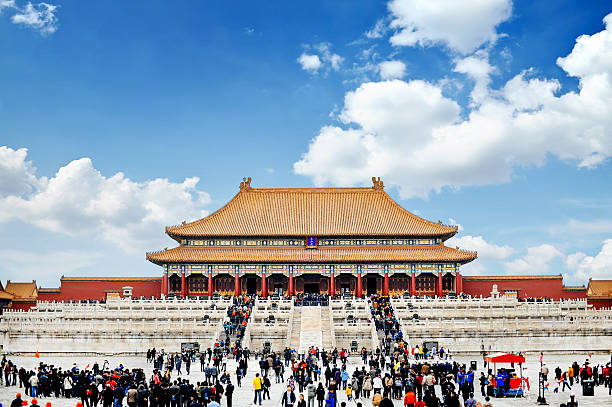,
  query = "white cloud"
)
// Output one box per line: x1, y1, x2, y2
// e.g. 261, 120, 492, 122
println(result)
449, 235, 514, 260
297, 53, 322, 73
10, 1, 57, 35
378, 60, 406, 80
295, 13, 612, 199
0, 147, 211, 253
0, 146, 43, 198
565, 239, 612, 281
298, 43, 344, 74
366, 18, 387, 39
503, 244, 563, 274
453, 51, 495, 105
0, 249, 102, 283
388, 0, 512, 54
